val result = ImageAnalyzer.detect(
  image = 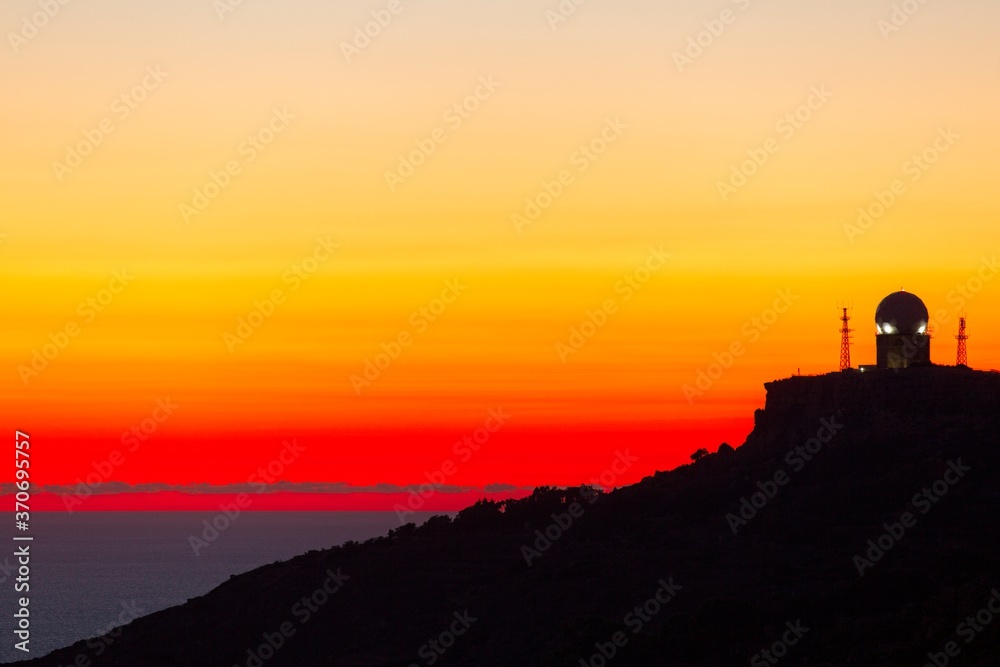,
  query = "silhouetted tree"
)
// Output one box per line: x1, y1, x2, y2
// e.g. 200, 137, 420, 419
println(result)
388, 523, 417, 539
690, 448, 709, 462
418, 514, 452, 533
454, 499, 503, 530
